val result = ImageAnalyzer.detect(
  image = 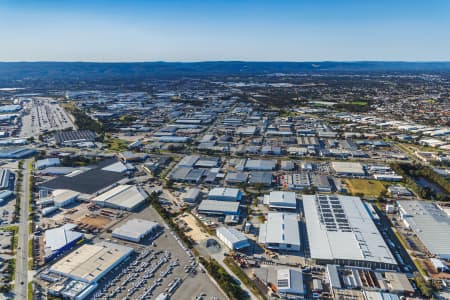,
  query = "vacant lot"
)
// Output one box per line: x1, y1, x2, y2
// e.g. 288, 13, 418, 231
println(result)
345, 179, 388, 197
80, 216, 111, 228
